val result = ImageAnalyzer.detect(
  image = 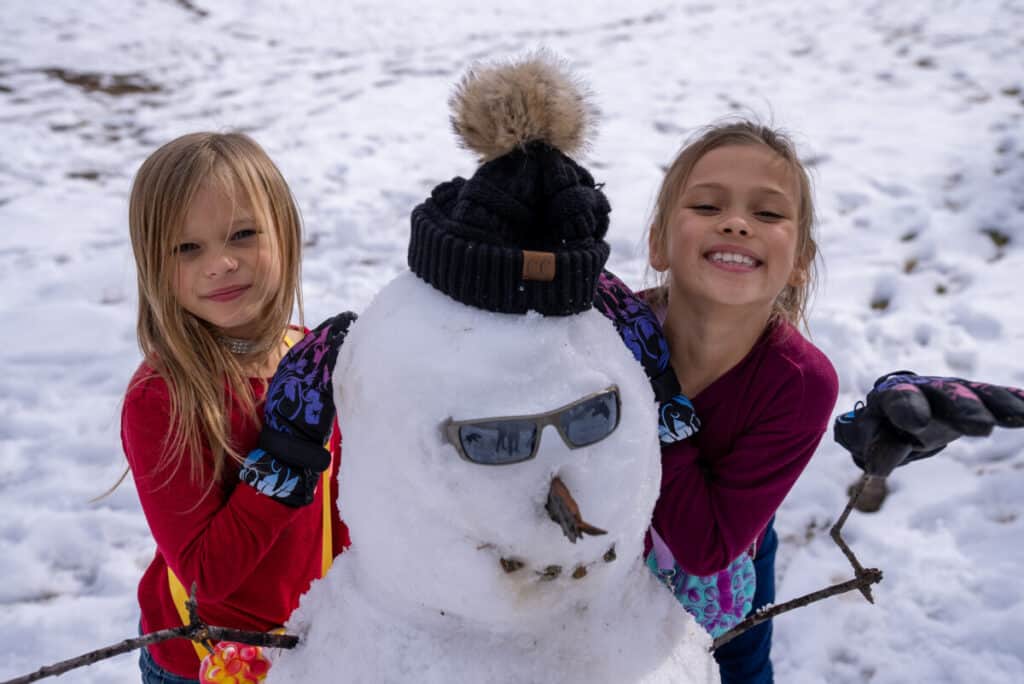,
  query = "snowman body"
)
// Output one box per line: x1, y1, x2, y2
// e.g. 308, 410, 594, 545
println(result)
270, 272, 719, 684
